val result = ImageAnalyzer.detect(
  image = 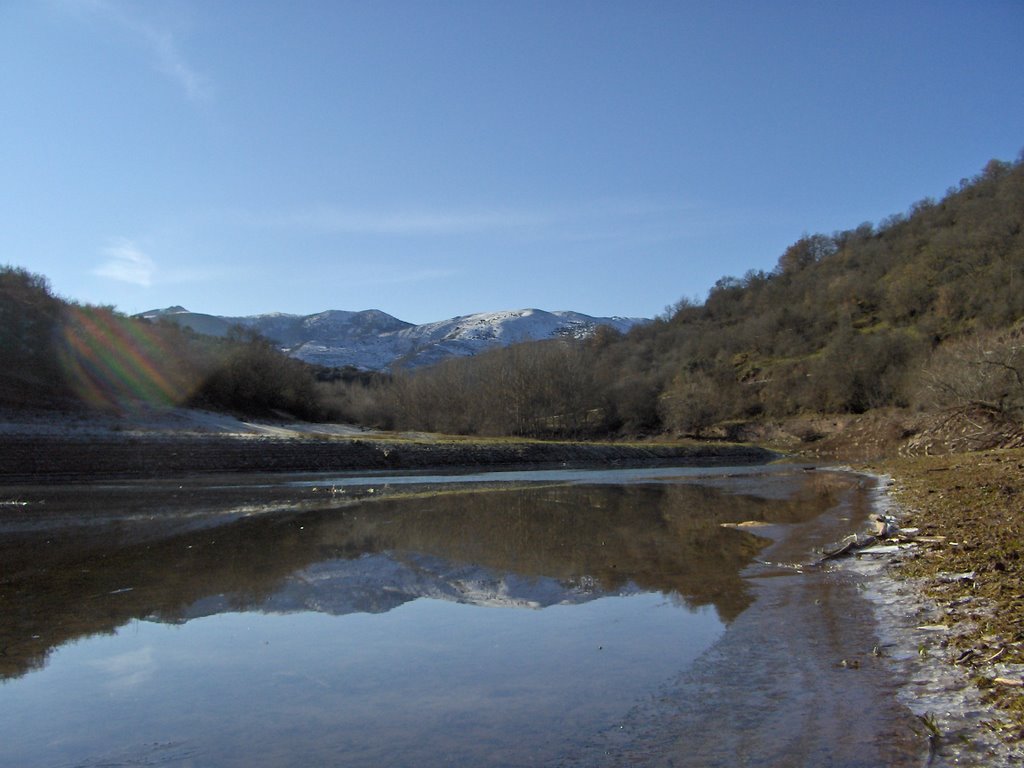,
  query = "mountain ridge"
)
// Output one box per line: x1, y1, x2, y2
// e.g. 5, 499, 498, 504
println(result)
138, 306, 647, 371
